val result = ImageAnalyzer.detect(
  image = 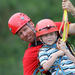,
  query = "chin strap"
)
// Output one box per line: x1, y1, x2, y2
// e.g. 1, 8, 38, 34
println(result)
27, 22, 37, 46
